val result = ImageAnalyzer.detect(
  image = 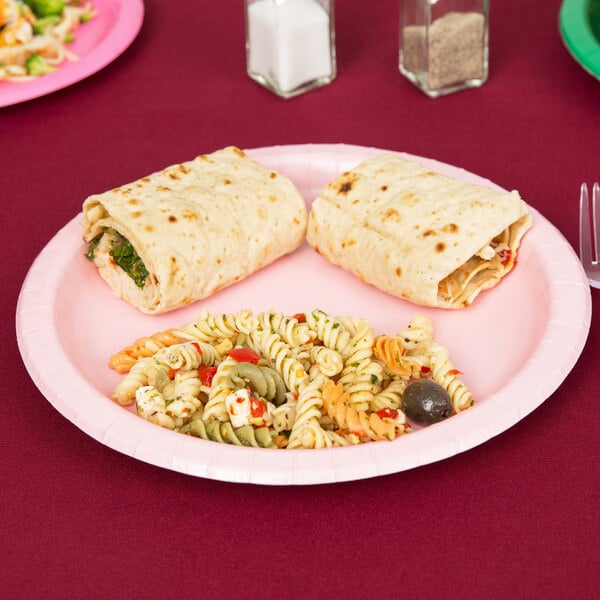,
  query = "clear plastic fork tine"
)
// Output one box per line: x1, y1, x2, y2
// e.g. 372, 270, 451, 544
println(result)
579, 182, 600, 289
